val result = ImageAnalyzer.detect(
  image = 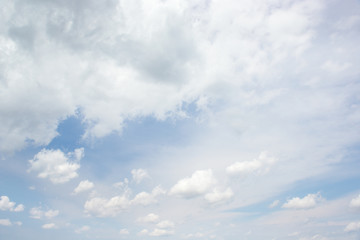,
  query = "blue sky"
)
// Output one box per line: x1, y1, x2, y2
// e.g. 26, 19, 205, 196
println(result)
1, 0, 360, 239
